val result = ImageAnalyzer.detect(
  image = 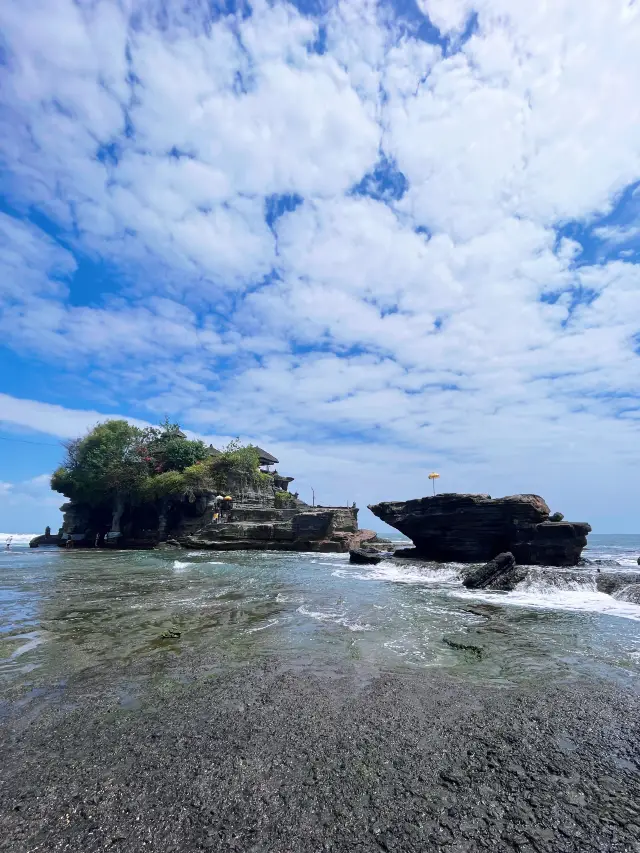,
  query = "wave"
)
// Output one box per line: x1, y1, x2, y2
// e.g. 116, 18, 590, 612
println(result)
297, 604, 371, 632
451, 570, 640, 621
333, 561, 460, 585
334, 557, 640, 622
0, 533, 39, 546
